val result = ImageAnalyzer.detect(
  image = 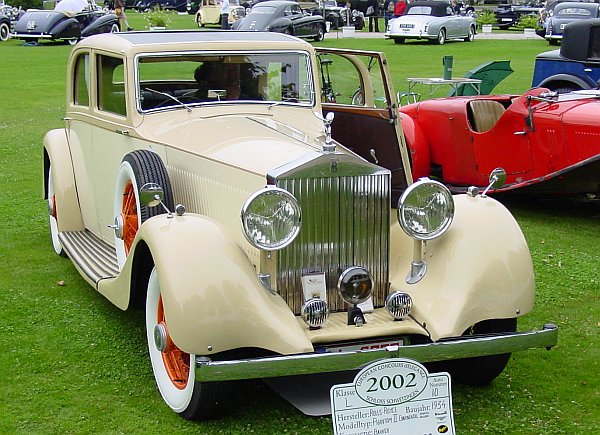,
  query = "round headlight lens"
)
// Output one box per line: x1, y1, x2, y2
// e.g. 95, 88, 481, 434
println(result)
397, 178, 454, 240
337, 267, 373, 305
241, 187, 301, 250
